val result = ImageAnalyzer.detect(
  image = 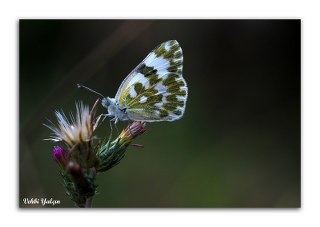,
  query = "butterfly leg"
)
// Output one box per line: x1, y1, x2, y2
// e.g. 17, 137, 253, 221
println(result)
104, 113, 113, 123
127, 121, 133, 137
114, 118, 119, 134
110, 117, 119, 134
94, 113, 112, 130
